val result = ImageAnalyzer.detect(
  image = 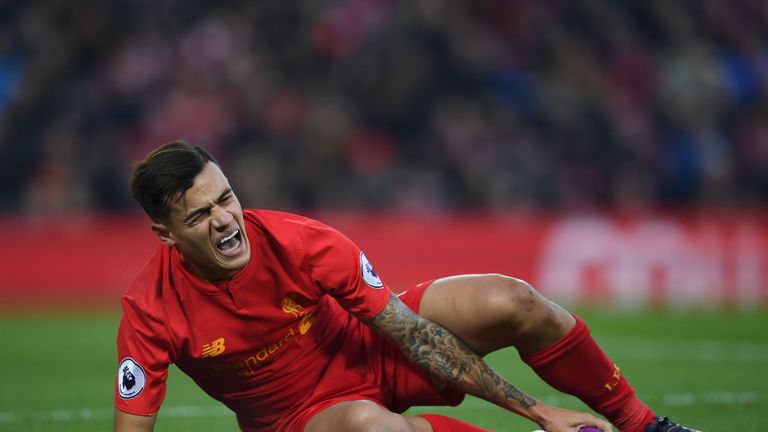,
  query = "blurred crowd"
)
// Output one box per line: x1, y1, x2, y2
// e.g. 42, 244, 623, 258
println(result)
1, 0, 767, 214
